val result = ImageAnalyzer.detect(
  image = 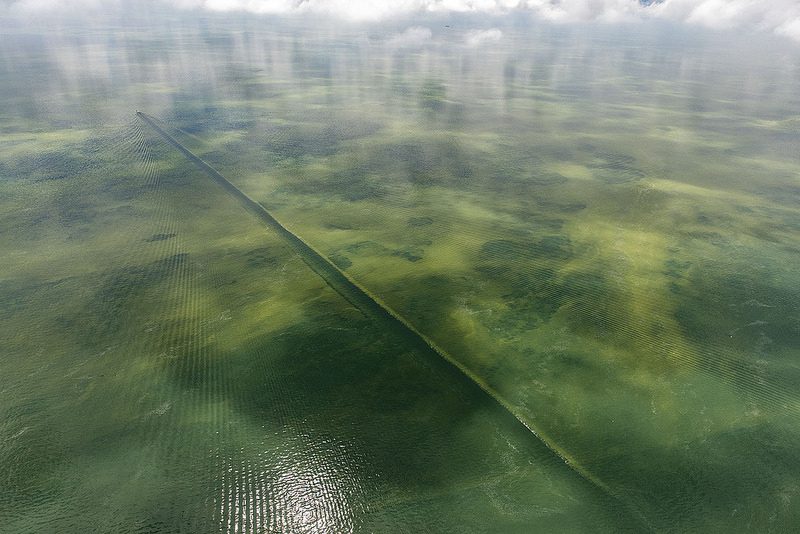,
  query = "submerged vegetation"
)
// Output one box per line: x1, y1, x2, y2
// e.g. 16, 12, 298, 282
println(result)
1, 6, 799, 533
